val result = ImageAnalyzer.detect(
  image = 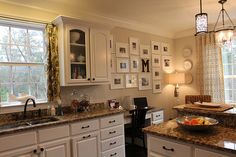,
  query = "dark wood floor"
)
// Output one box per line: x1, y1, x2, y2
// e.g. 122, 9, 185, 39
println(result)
125, 144, 147, 157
